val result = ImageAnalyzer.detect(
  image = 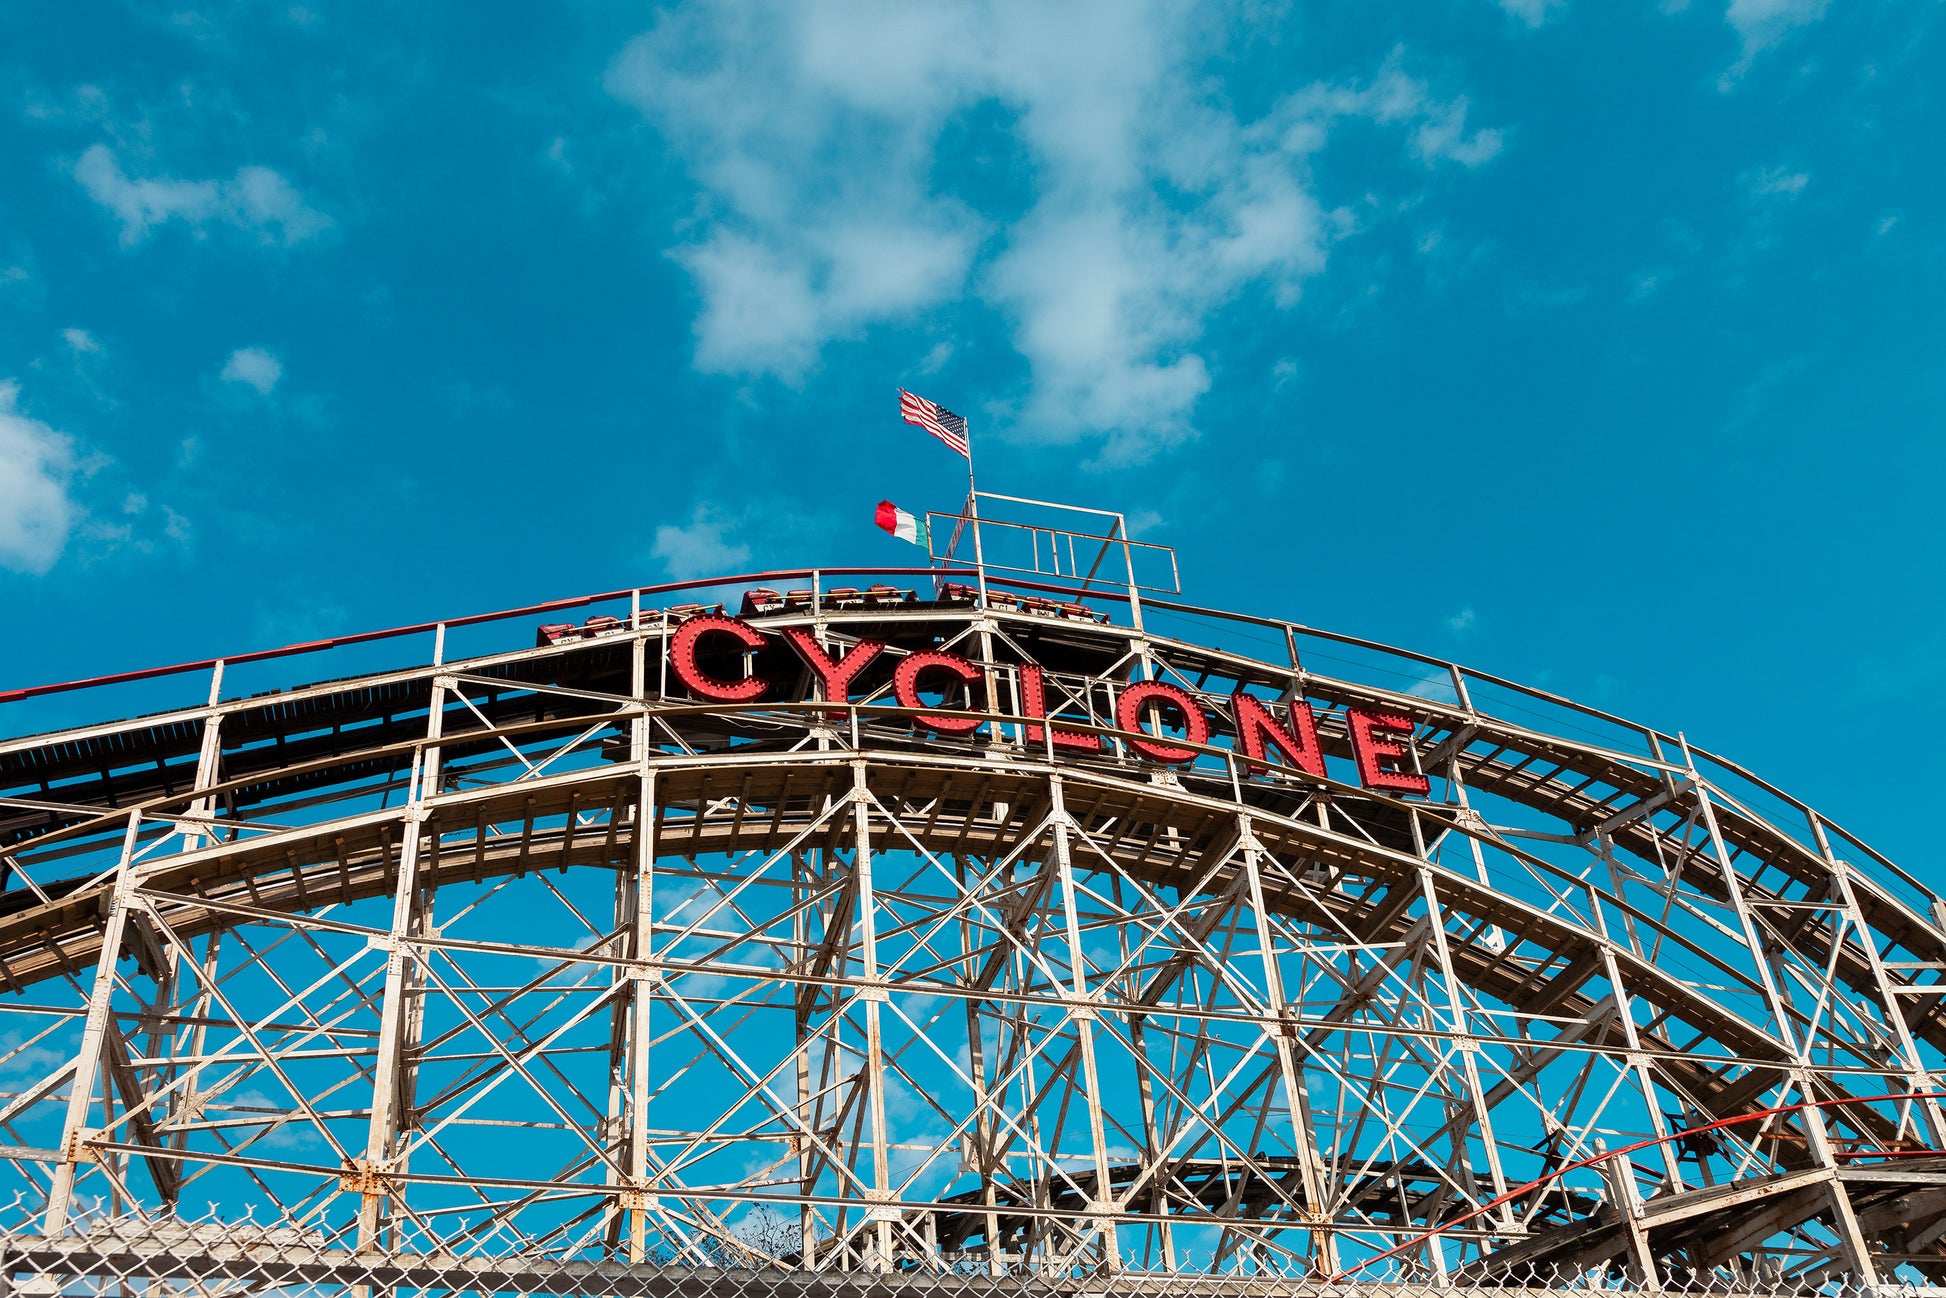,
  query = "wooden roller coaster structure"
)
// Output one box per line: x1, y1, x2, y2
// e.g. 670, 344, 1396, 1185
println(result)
0, 560, 1941, 1286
